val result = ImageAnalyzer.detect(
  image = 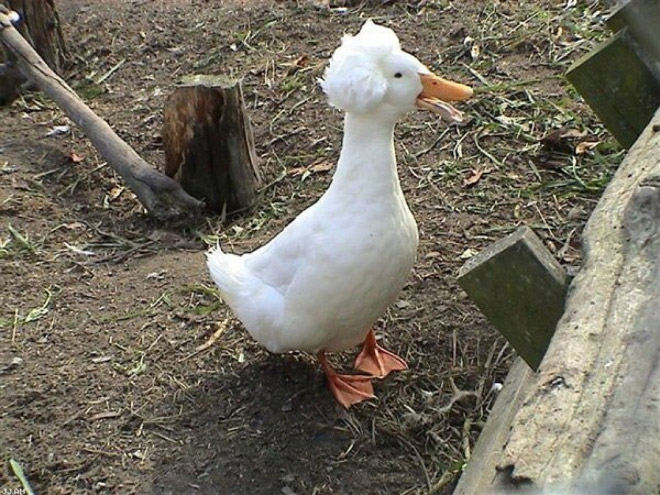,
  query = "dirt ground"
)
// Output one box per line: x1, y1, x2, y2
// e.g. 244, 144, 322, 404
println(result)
1, 1, 622, 494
